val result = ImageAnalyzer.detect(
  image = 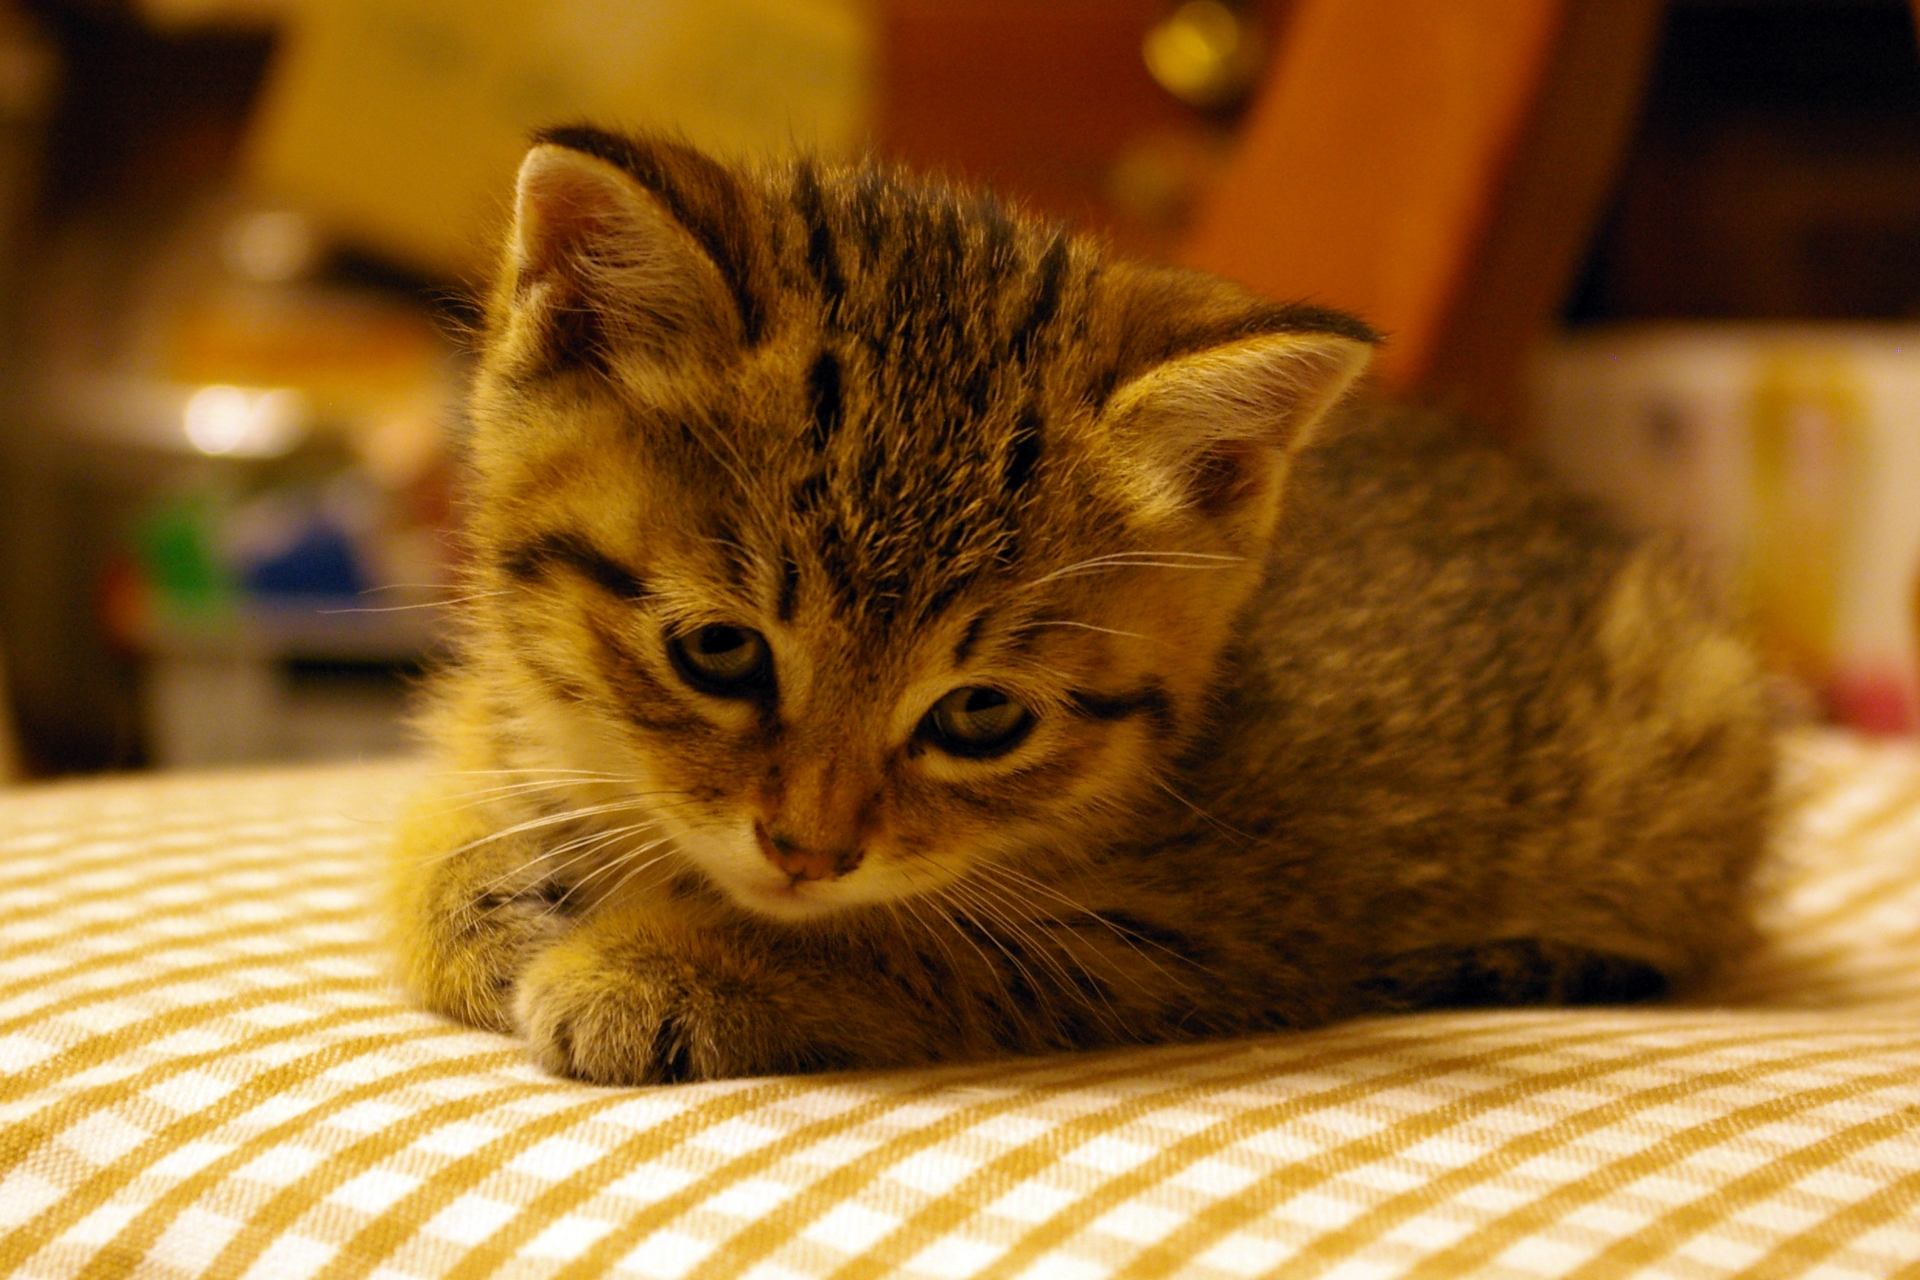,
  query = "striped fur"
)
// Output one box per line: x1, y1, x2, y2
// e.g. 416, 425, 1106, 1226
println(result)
389, 129, 1773, 1084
